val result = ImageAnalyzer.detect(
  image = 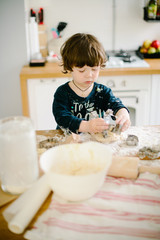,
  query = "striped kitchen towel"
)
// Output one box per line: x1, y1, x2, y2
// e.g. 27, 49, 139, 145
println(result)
24, 172, 160, 240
